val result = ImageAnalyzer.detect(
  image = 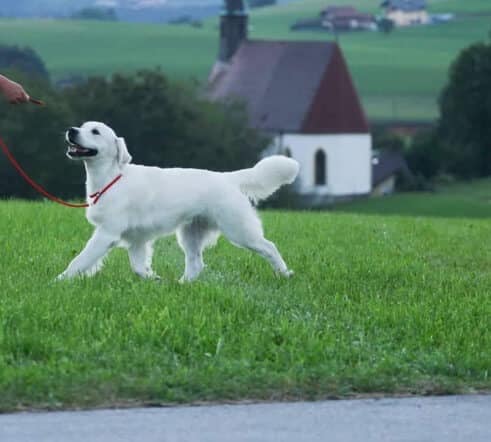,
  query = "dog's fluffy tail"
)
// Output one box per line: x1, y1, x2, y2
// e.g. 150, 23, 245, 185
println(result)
227, 155, 300, 203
